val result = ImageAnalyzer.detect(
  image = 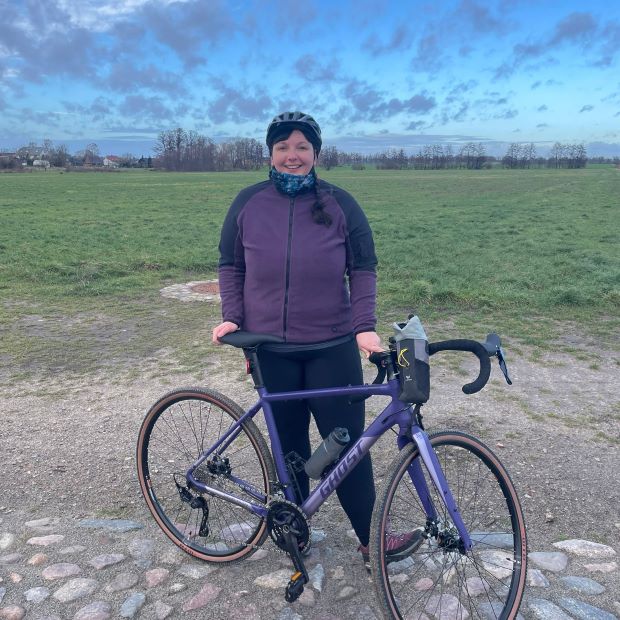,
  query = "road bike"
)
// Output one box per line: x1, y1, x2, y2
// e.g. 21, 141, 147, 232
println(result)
137, 323, 526, 619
